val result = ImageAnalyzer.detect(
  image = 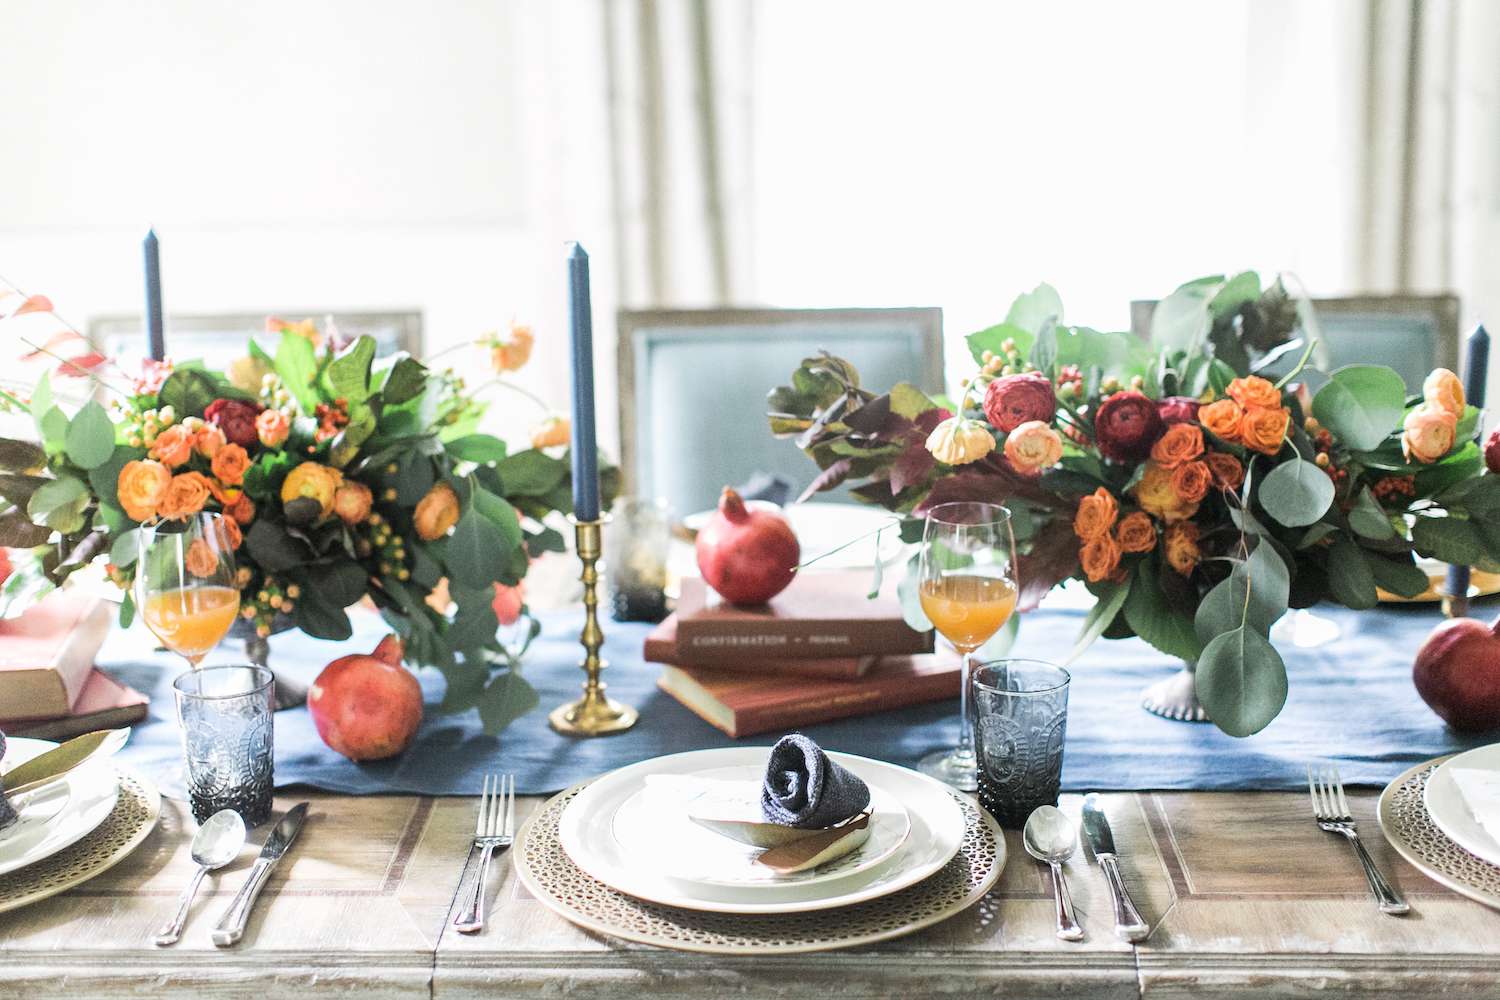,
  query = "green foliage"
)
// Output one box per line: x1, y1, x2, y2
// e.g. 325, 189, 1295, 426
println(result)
1347, 487, 1396, 540
446, 434, 510, 464
379, 354, 428, 405
63, 401, 115, 469
477, 671, 540, 735
1004, 283, 1064, 333
1312, 365, 1406, 451
966, 322, 1033, 366
26, 476, 88, 534
326, 335, 376, 404
275, 330, 320, 411
0, 438, 45, 472
1258, 459, 1335, 528
157, 369, 219, 417
1196, 627, 1288, 737
1123, 556, 1203, 662
1326, 535, 1378, 610
1065, 578, 1130, 665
